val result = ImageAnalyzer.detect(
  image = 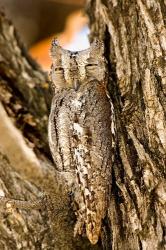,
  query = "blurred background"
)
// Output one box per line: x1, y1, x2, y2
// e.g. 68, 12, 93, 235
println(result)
0, 0, 89, 70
